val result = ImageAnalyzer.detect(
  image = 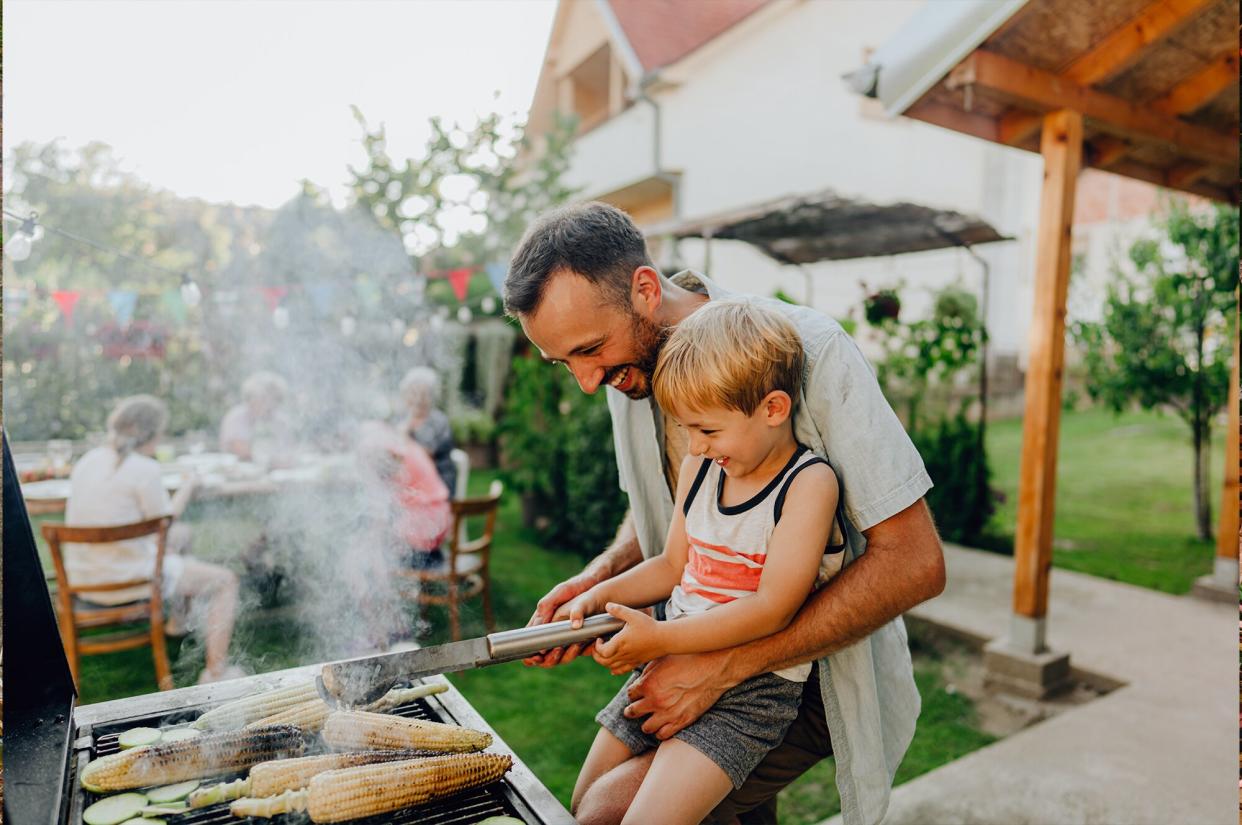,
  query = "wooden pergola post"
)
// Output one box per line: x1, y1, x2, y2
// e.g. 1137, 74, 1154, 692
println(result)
1010, 109, 1082, 654
1213, 308, 1239, 578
